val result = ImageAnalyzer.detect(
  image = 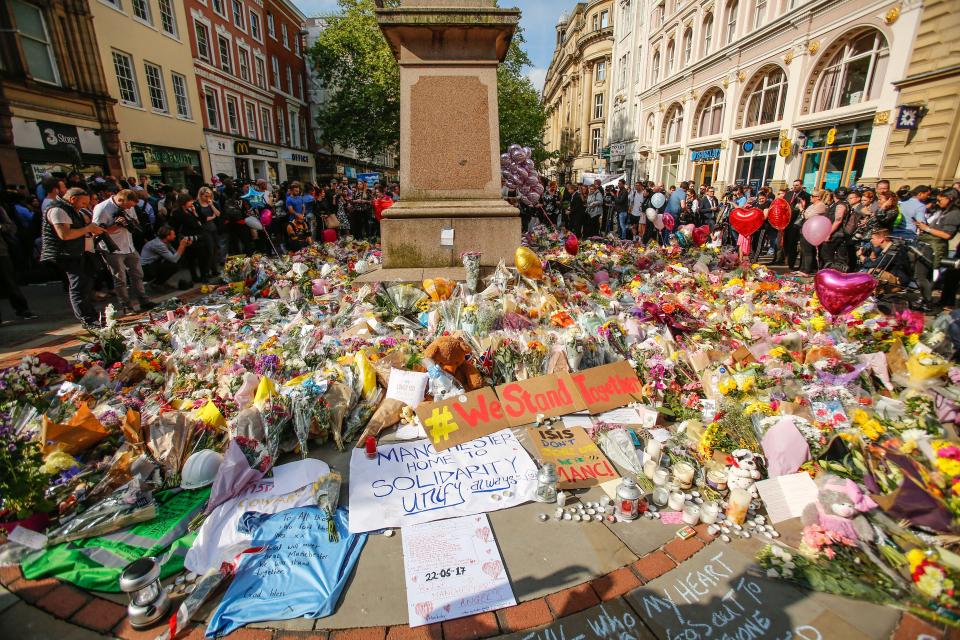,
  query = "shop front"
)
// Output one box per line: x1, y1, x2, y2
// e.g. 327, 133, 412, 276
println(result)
11, 117, 108, 187
234, 141, 280, 185
130, 143, 203, 192
733, 138, 778, 191
659, 151, 681, 187
281, 150, 315, 184
206, 134, 237, 180
690, 147, 720, 187
798, 120, 873, 192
